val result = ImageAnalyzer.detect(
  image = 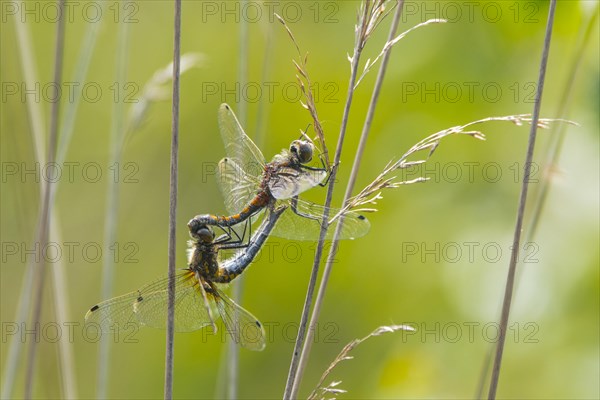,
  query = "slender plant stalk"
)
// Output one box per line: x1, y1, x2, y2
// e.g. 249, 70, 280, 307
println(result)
49, 221, 77, 399
282, 2, 372, 397
96, 5, 129, 398
253, 17, 274, 151
524, 4, 597, 243
475, 8, 597, 398
214, 342, 229, 399
164, 0, 182, 398
23, 1, 65, 397
3, 6, 98, 396
237, 0, 249, 125
288, 2, 405, 397
1, 16, 47, 400
227, 1, 249, 397
55, 17, 102, 166
13, 21, 46, 165
487, 1, 557, 398
49, 13, 103, 400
